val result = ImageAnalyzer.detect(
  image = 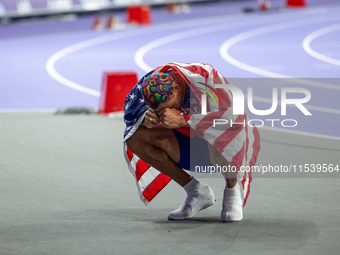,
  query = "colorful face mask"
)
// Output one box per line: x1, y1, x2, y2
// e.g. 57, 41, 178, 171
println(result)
142, 72, 174, 109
